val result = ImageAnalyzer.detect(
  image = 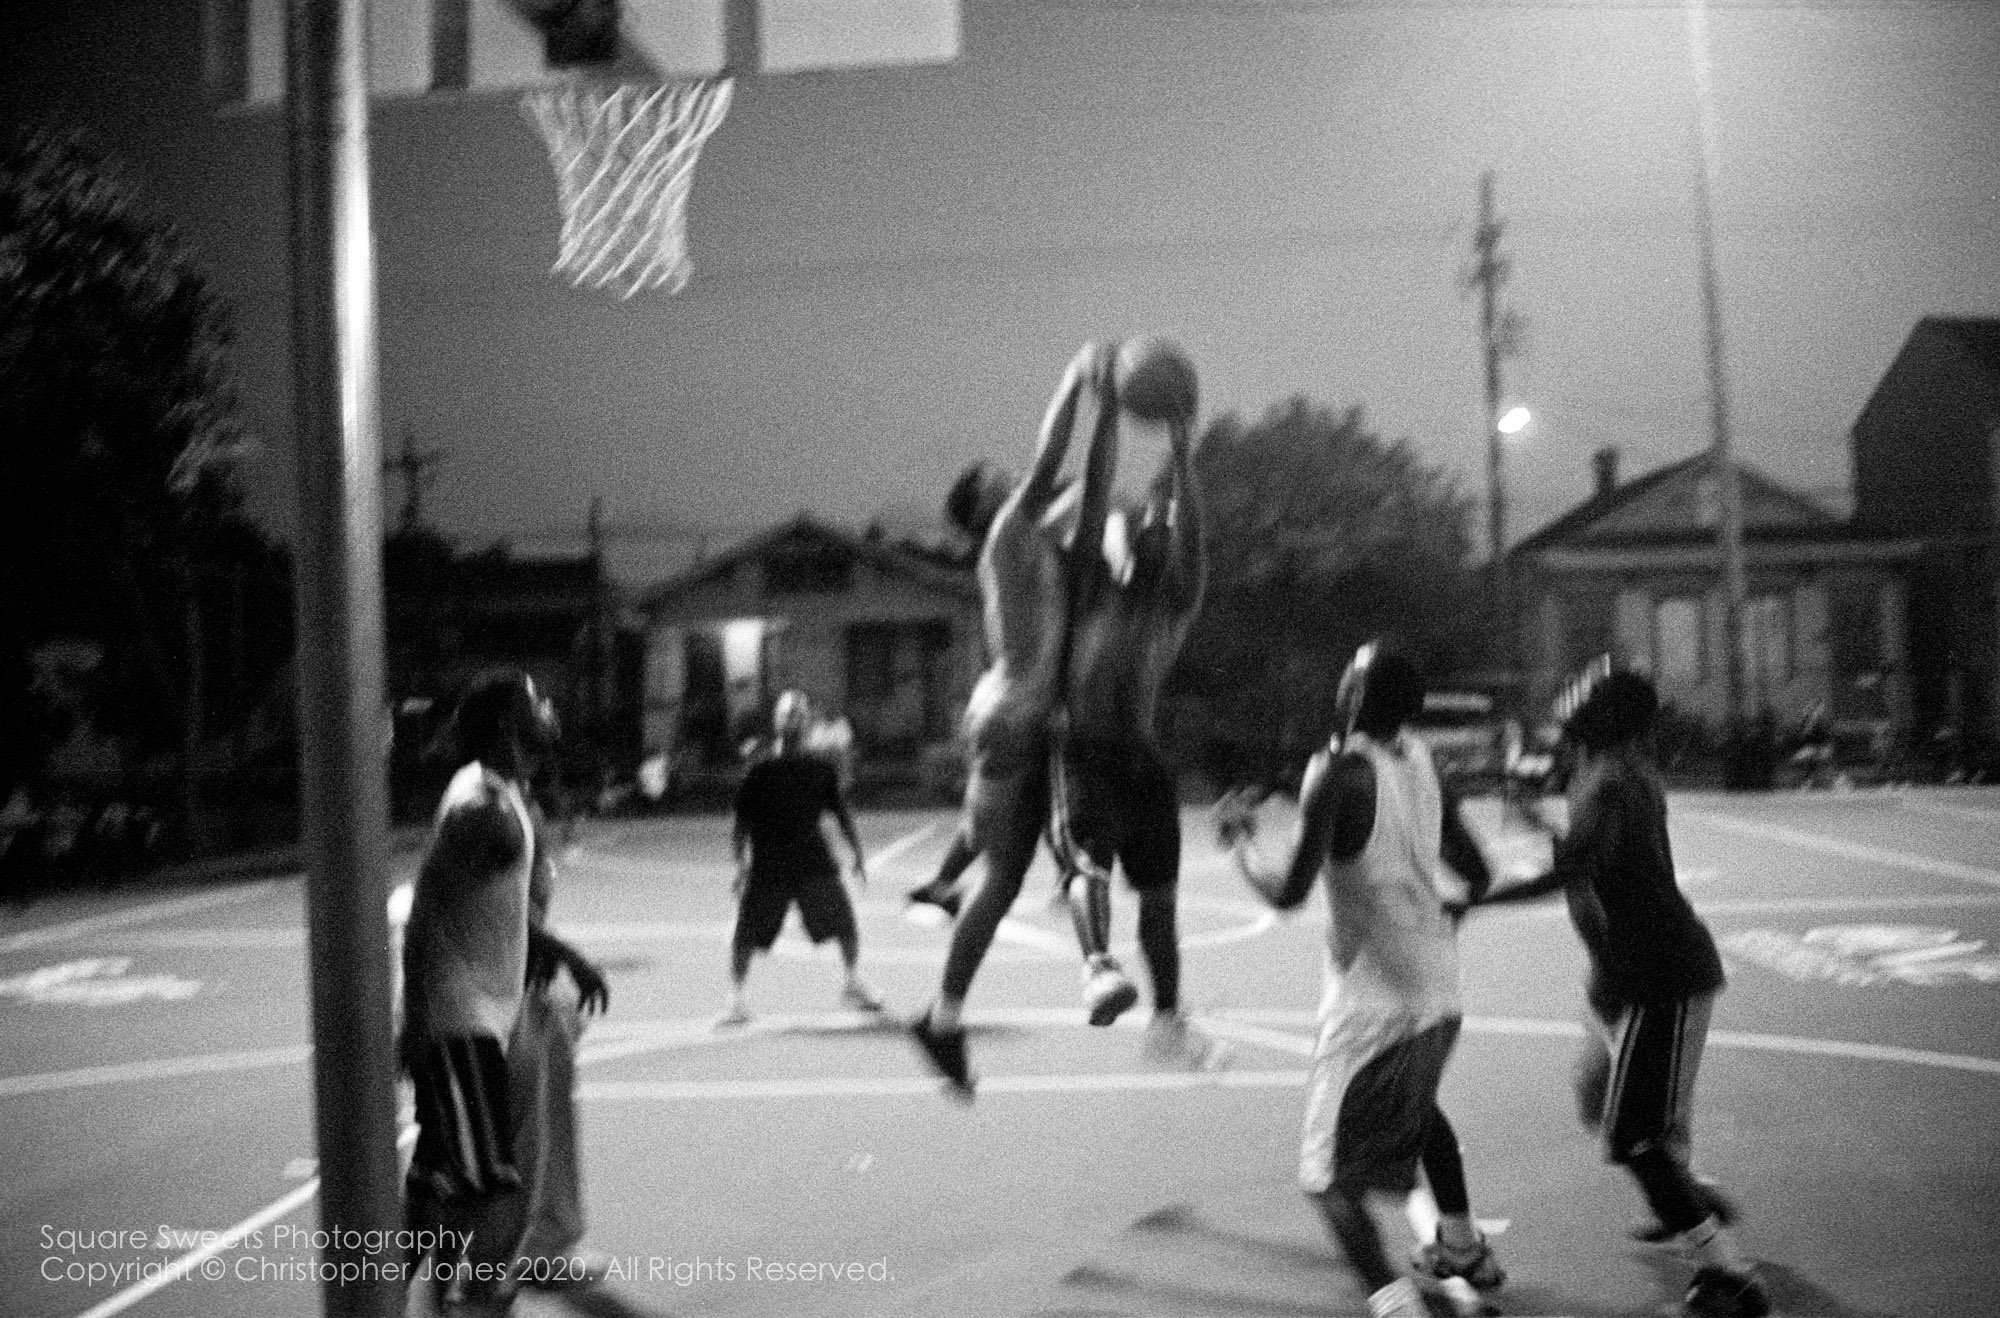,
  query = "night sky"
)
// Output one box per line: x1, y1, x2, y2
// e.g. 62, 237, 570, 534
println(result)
6, 0, 1998, 583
